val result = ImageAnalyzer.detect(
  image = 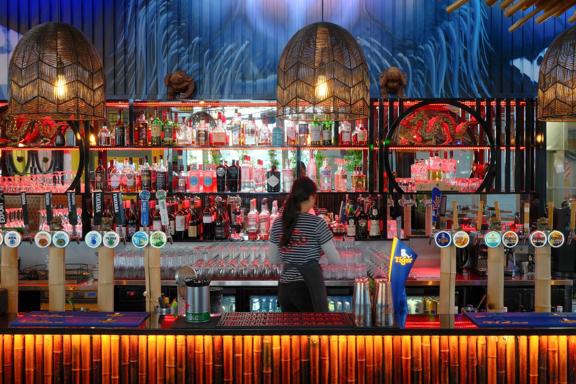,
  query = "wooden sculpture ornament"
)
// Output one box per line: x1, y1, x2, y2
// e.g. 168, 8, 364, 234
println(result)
164, 70, 196, 100
379, 67, 407, 98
